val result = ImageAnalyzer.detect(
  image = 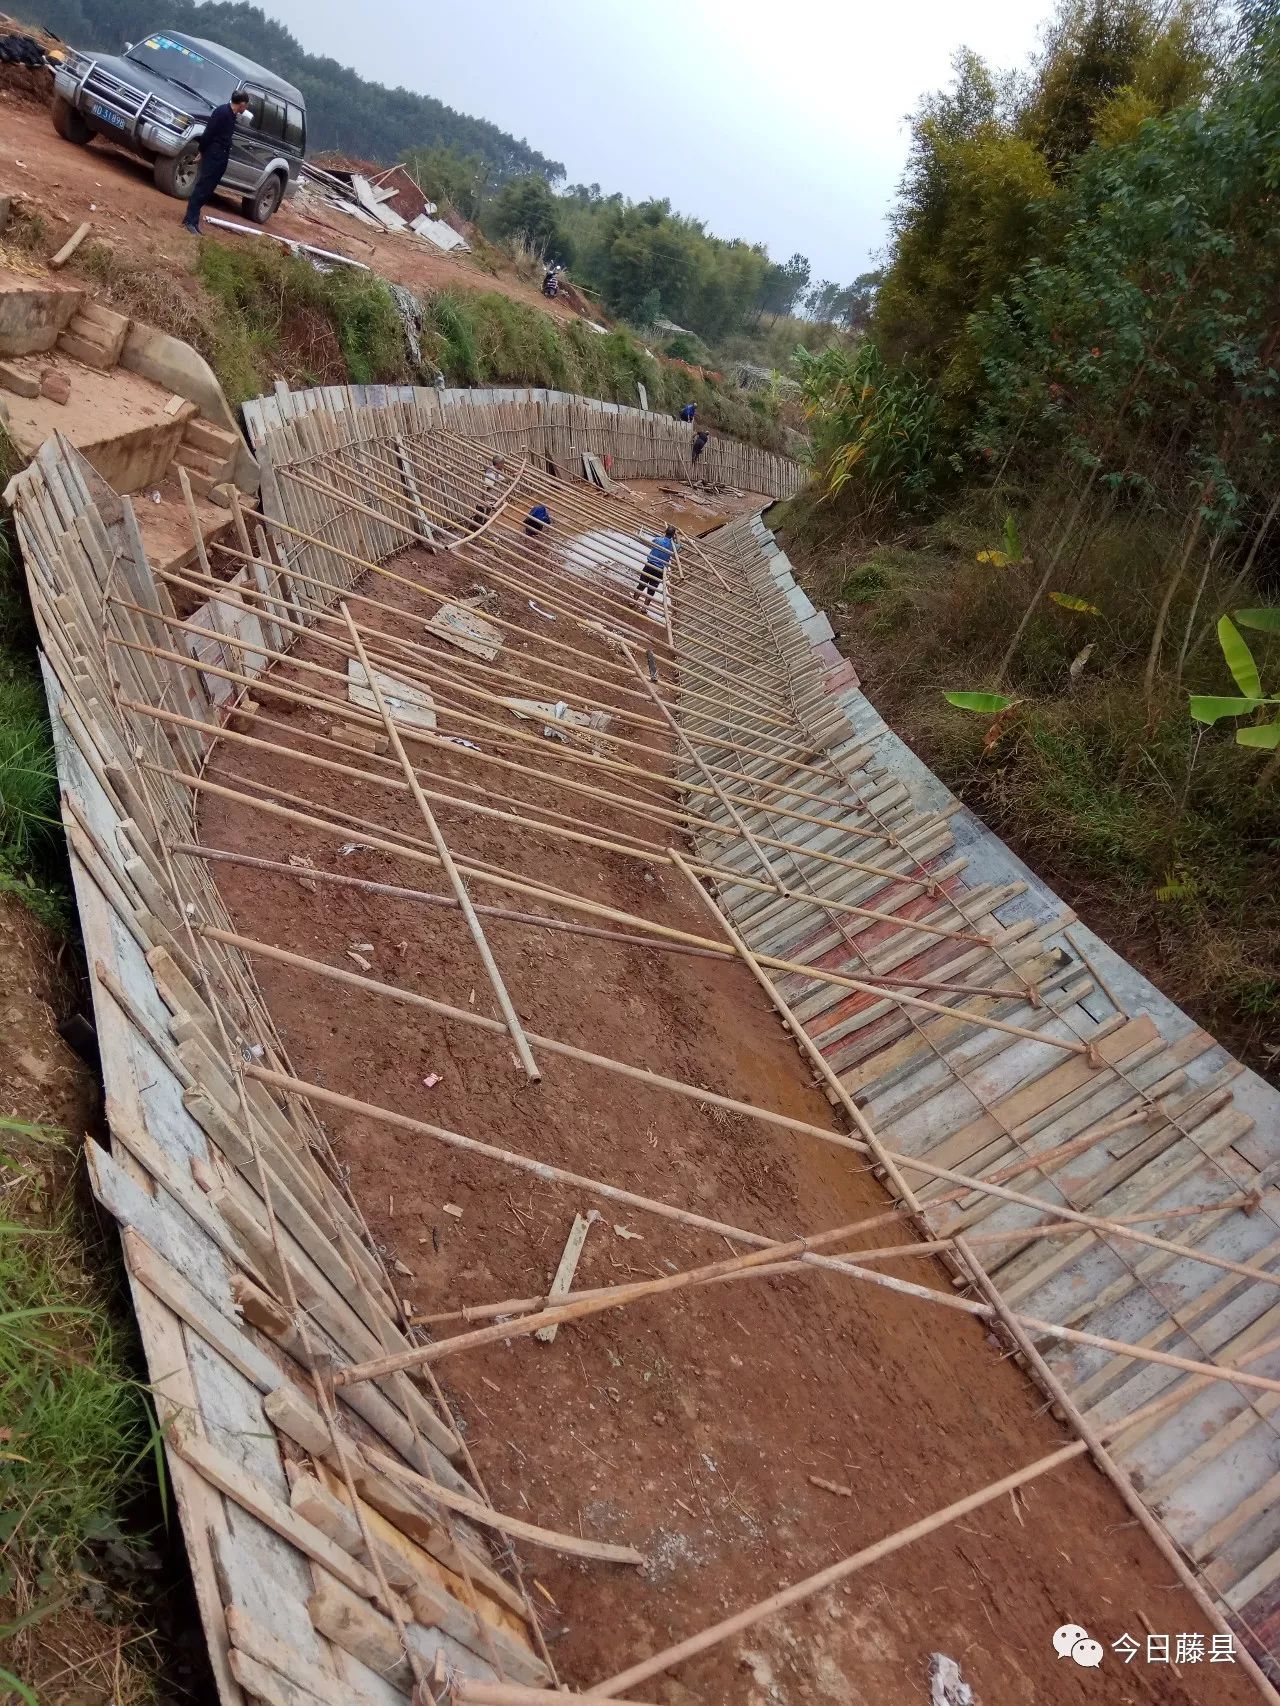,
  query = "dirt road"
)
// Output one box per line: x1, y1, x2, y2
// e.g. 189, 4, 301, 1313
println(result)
0, 73, 582, 321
